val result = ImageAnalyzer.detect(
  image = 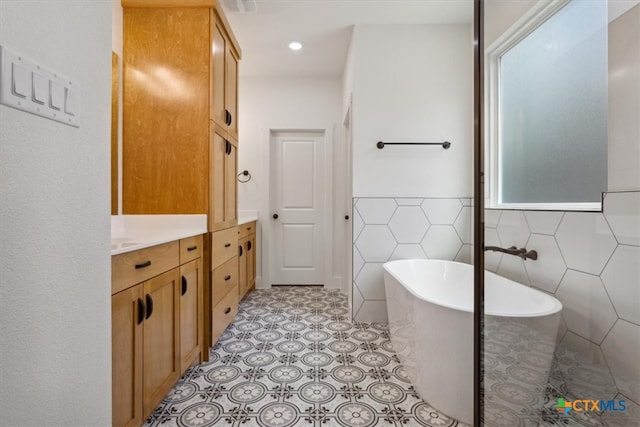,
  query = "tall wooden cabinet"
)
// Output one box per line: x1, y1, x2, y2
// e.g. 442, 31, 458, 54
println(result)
121, 0, 242, 357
